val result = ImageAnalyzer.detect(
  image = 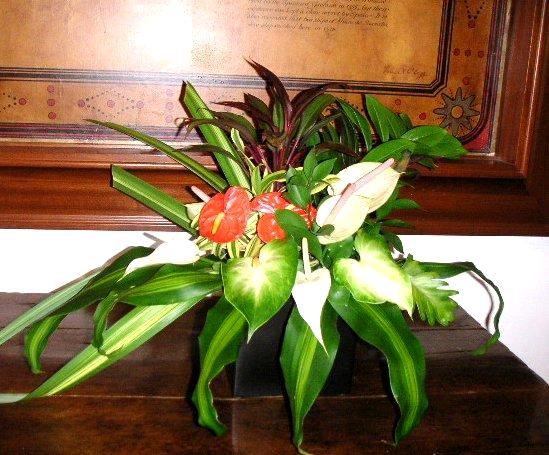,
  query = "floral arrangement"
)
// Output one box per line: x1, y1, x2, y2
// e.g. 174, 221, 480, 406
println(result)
0, 62, 504, 453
